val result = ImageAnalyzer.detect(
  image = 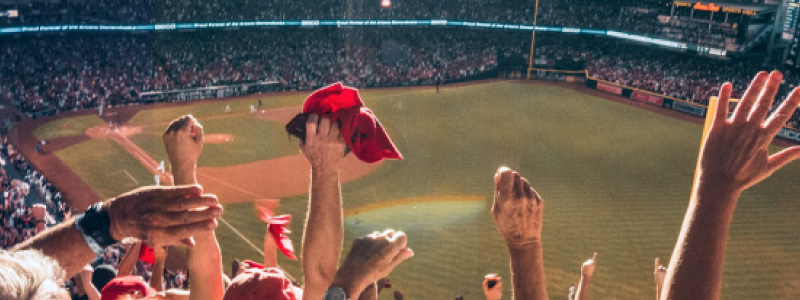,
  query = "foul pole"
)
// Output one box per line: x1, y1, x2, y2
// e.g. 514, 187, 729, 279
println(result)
527, 0, 540, 79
